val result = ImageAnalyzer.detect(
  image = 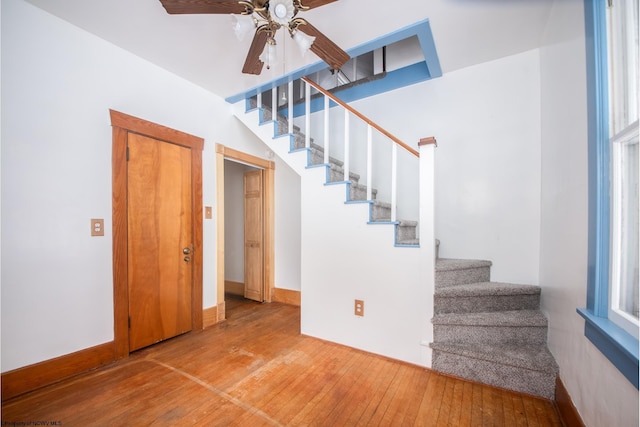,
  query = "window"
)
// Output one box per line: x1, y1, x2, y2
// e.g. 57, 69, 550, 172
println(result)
579, 0, 639, 388
607, 0, 639, 339
610, 123, 639, 338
